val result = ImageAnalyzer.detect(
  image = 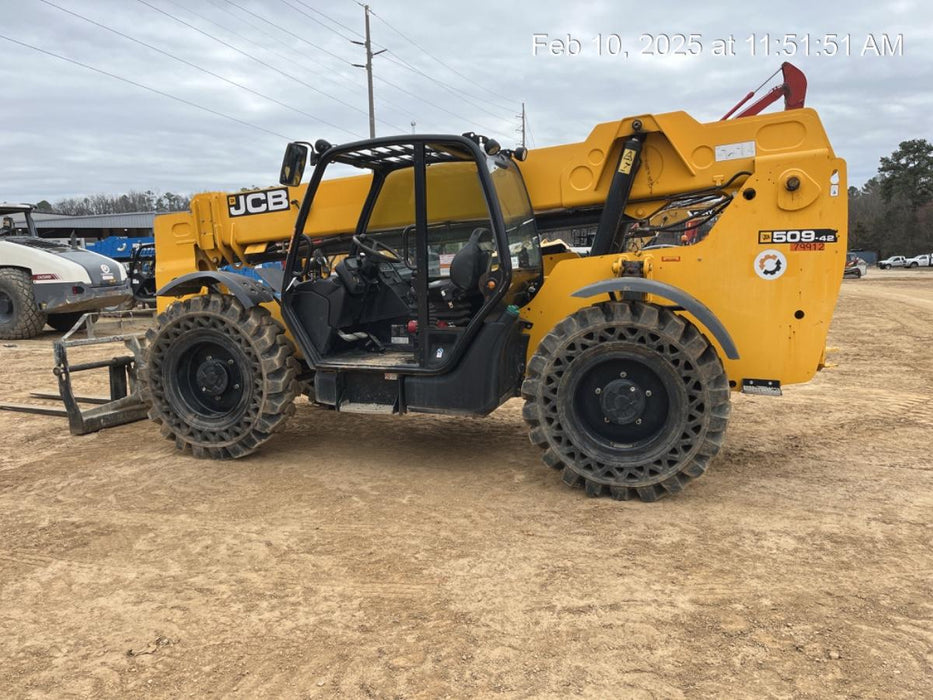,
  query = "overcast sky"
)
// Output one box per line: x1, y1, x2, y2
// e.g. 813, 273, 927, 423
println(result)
1, 0, 929, 204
